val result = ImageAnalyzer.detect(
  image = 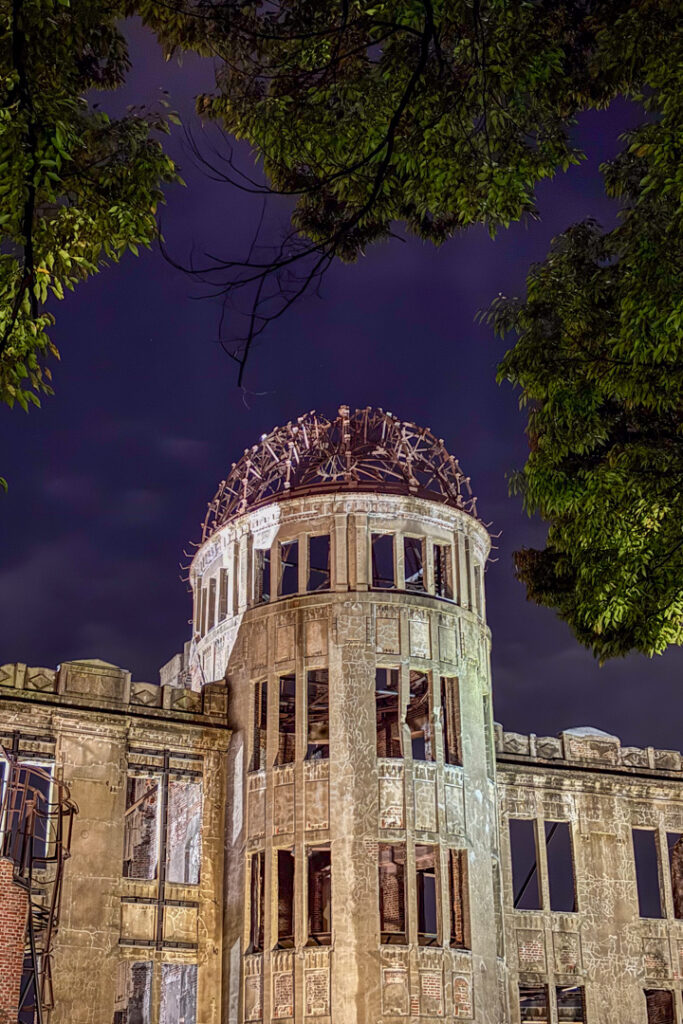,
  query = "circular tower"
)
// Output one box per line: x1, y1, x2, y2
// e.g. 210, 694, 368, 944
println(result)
189, 407, 505, 1024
